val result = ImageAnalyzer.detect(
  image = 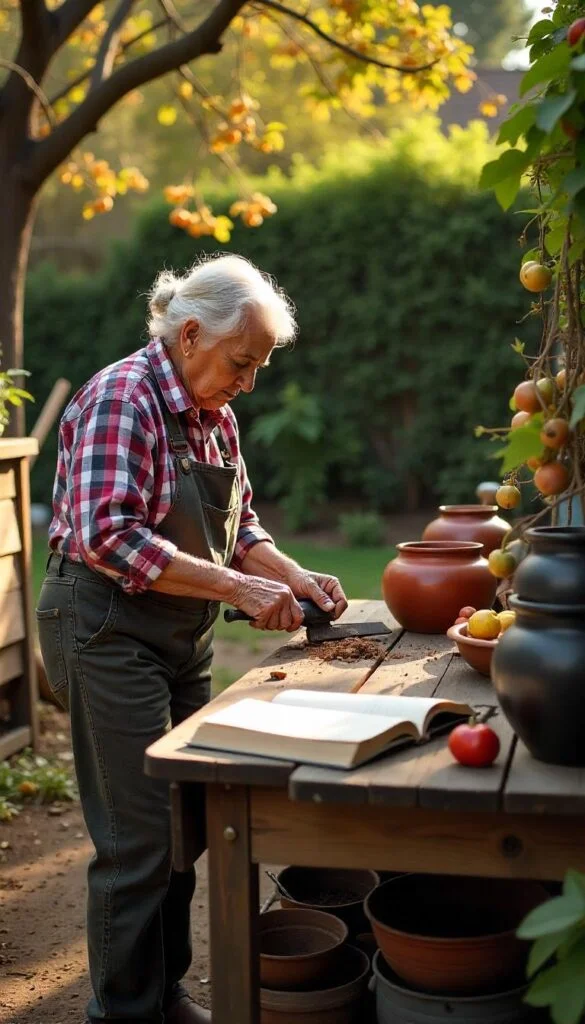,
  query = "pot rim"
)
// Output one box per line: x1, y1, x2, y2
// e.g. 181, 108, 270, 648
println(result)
277, 867, 380, 908
509, 595, 585, 615
447, 622, 498, 649
260, 945, 370, 1008
396, 541, 484, 556
438, 504, 499, 515
371, 950, 529, 1003
525, 526, 585, 546
259, 909, 348, 962
364, 878, 547, 945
